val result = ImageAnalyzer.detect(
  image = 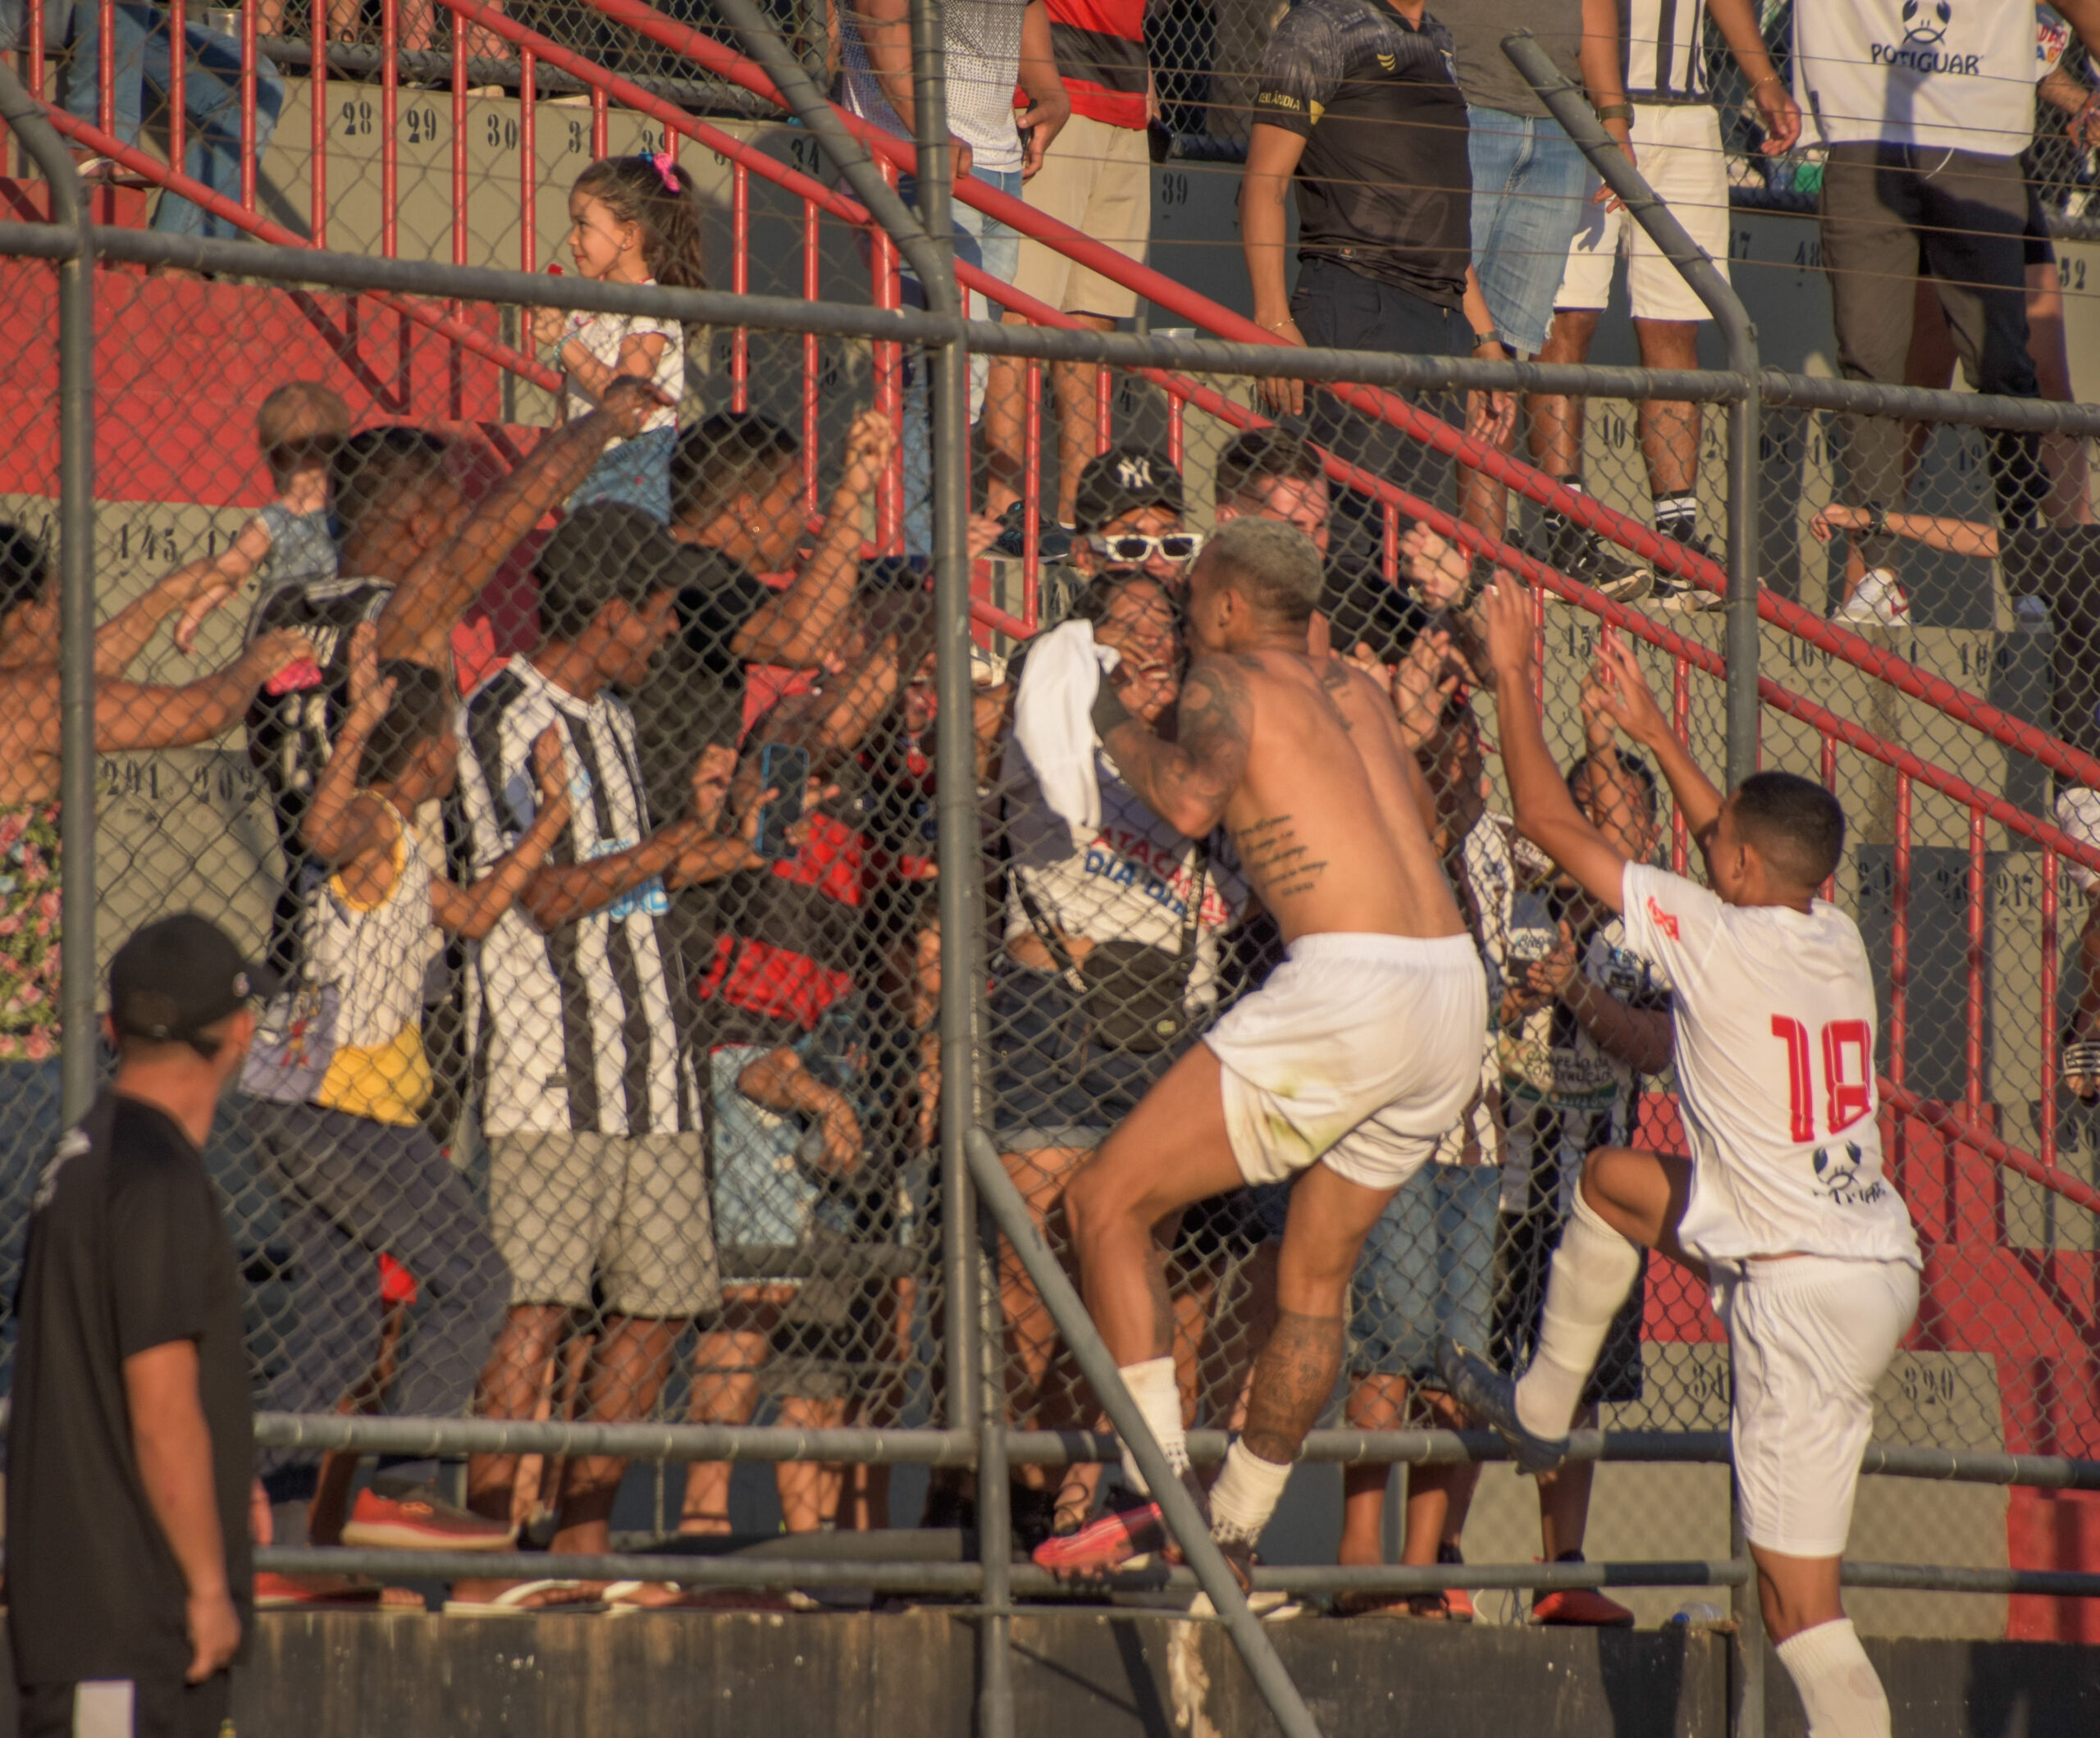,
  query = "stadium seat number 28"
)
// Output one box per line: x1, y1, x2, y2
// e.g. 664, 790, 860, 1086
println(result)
1769, 1016, 1873, 1142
